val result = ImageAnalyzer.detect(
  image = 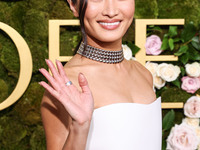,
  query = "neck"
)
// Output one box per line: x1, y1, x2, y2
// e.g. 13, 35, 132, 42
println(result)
85, 36, 122, 51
